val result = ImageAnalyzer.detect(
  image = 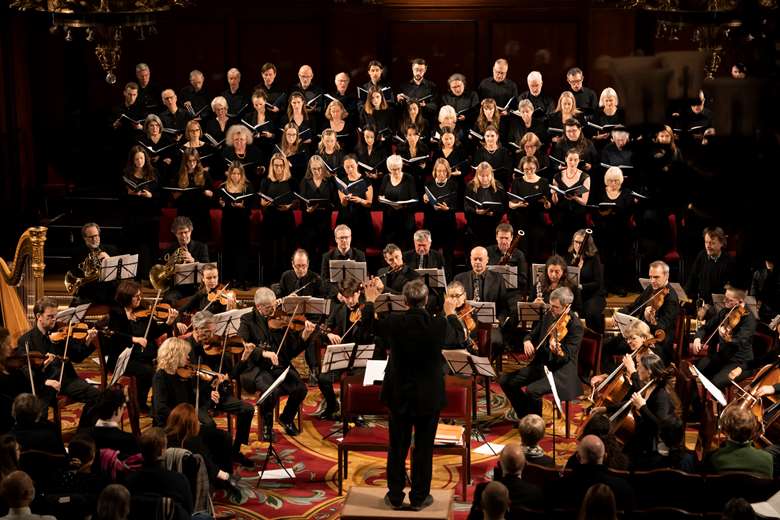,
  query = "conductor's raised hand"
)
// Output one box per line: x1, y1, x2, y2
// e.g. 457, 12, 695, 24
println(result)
363, 278, 381, 302
443, 294, 458, 316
